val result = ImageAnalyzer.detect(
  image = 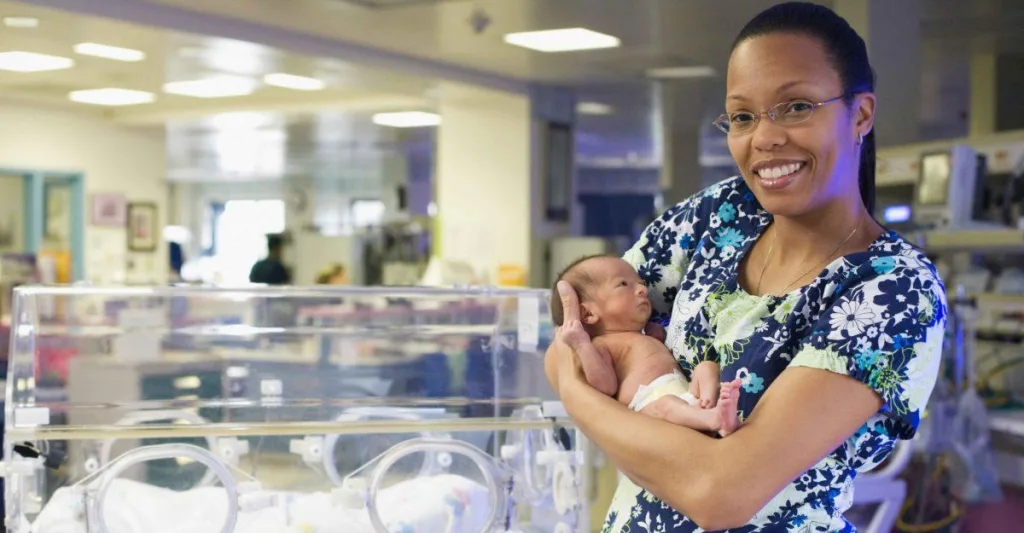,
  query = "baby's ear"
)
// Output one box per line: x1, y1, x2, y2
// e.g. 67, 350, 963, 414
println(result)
581, 302, 600, 325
